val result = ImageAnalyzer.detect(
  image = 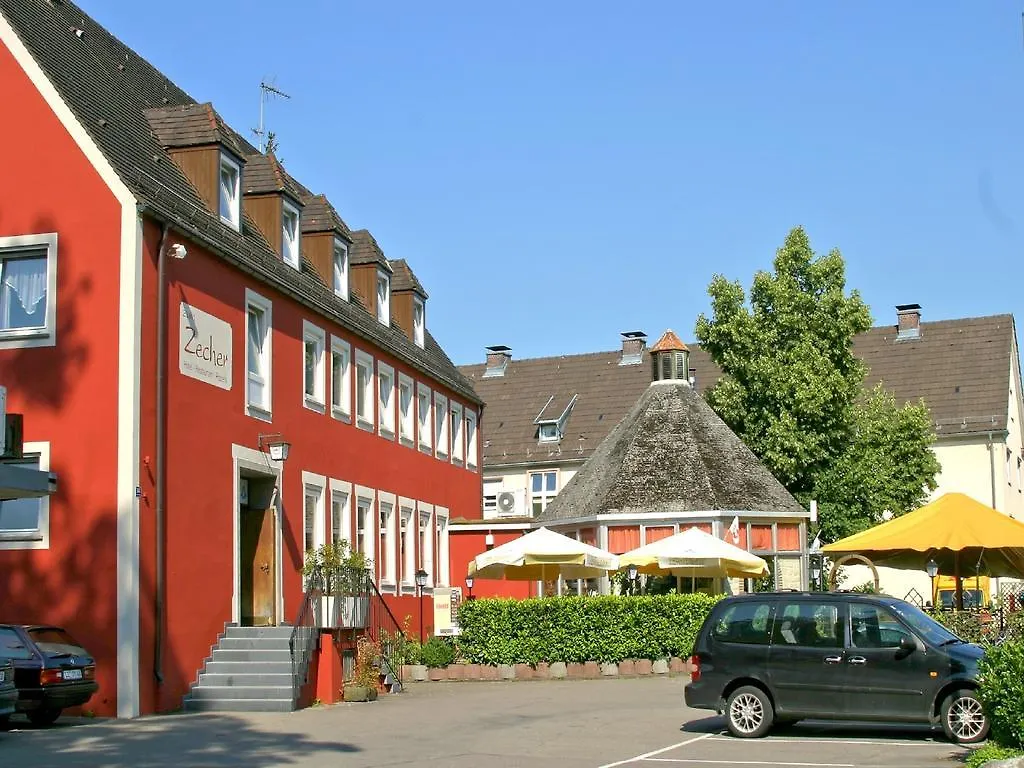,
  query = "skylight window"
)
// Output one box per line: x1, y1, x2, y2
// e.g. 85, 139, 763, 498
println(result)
282, 200, 301, 269
219, 154, 241, 230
